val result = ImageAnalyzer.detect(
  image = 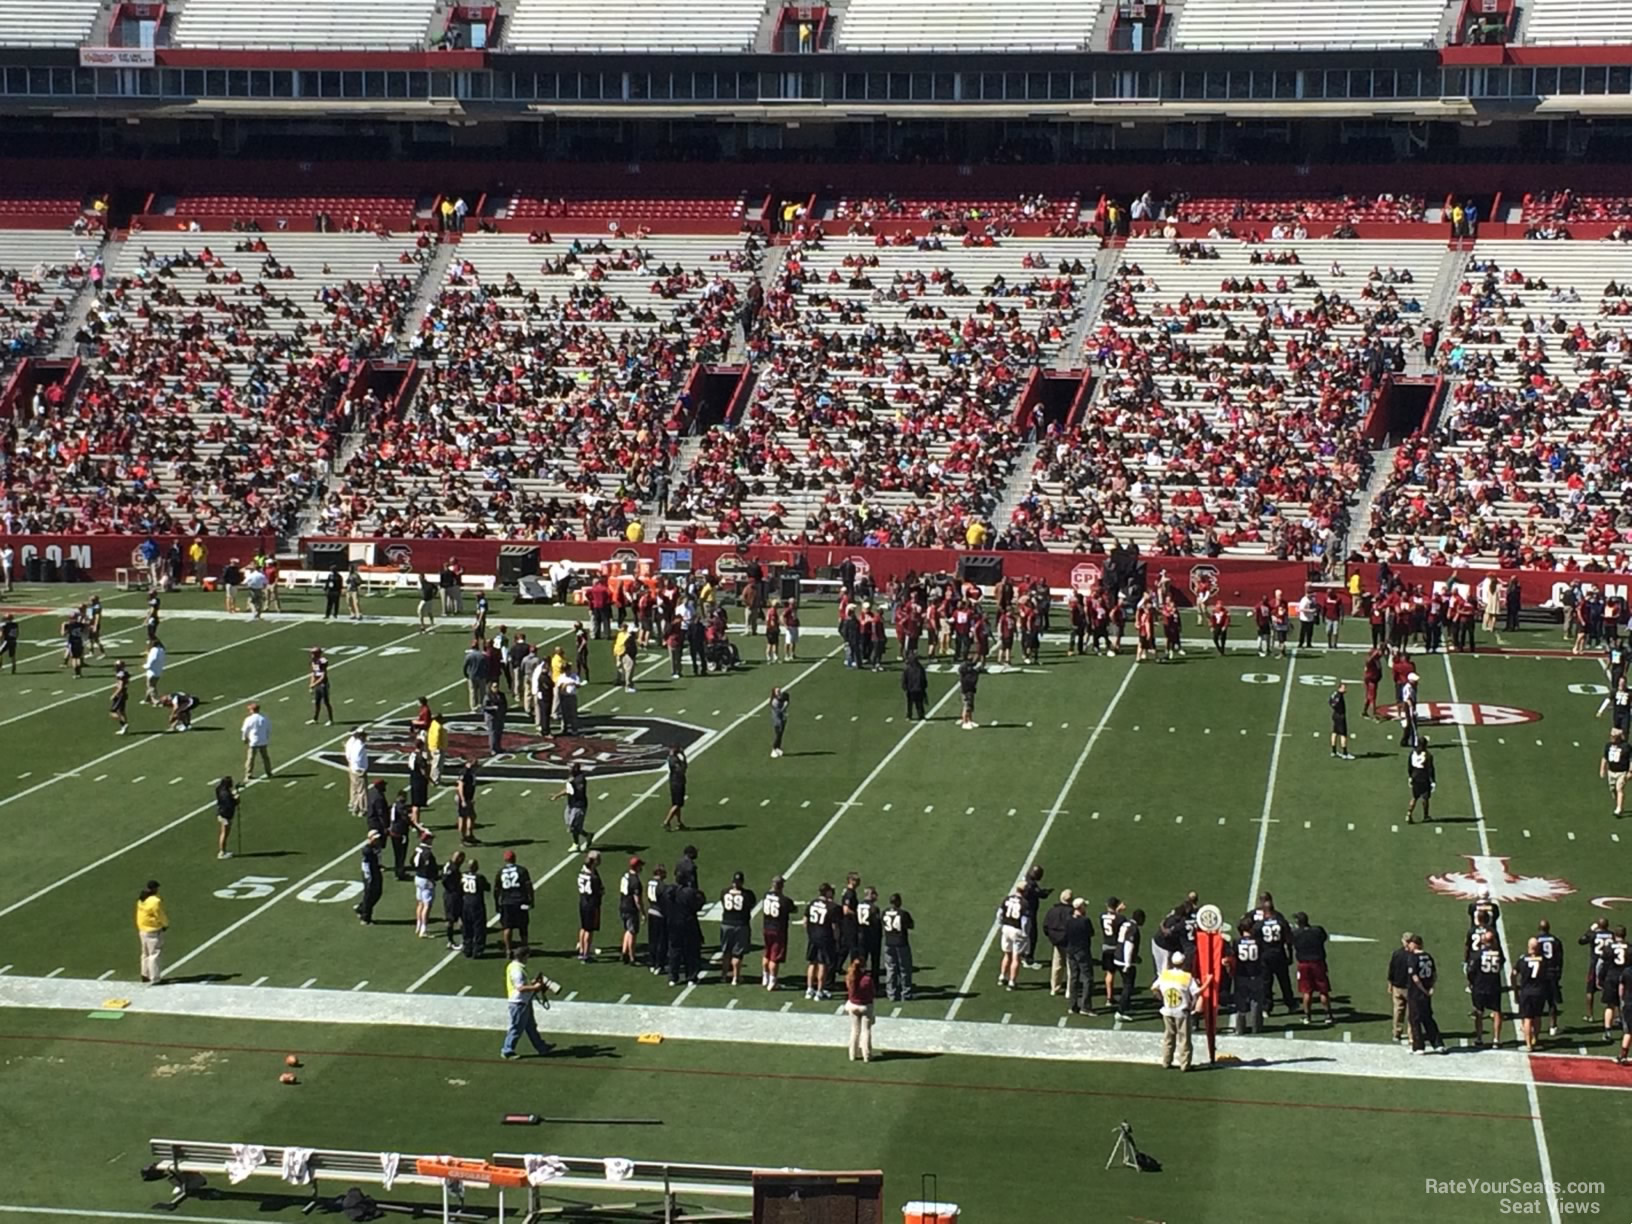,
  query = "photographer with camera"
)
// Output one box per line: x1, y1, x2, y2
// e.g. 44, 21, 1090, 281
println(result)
500, 946, 558, 1060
